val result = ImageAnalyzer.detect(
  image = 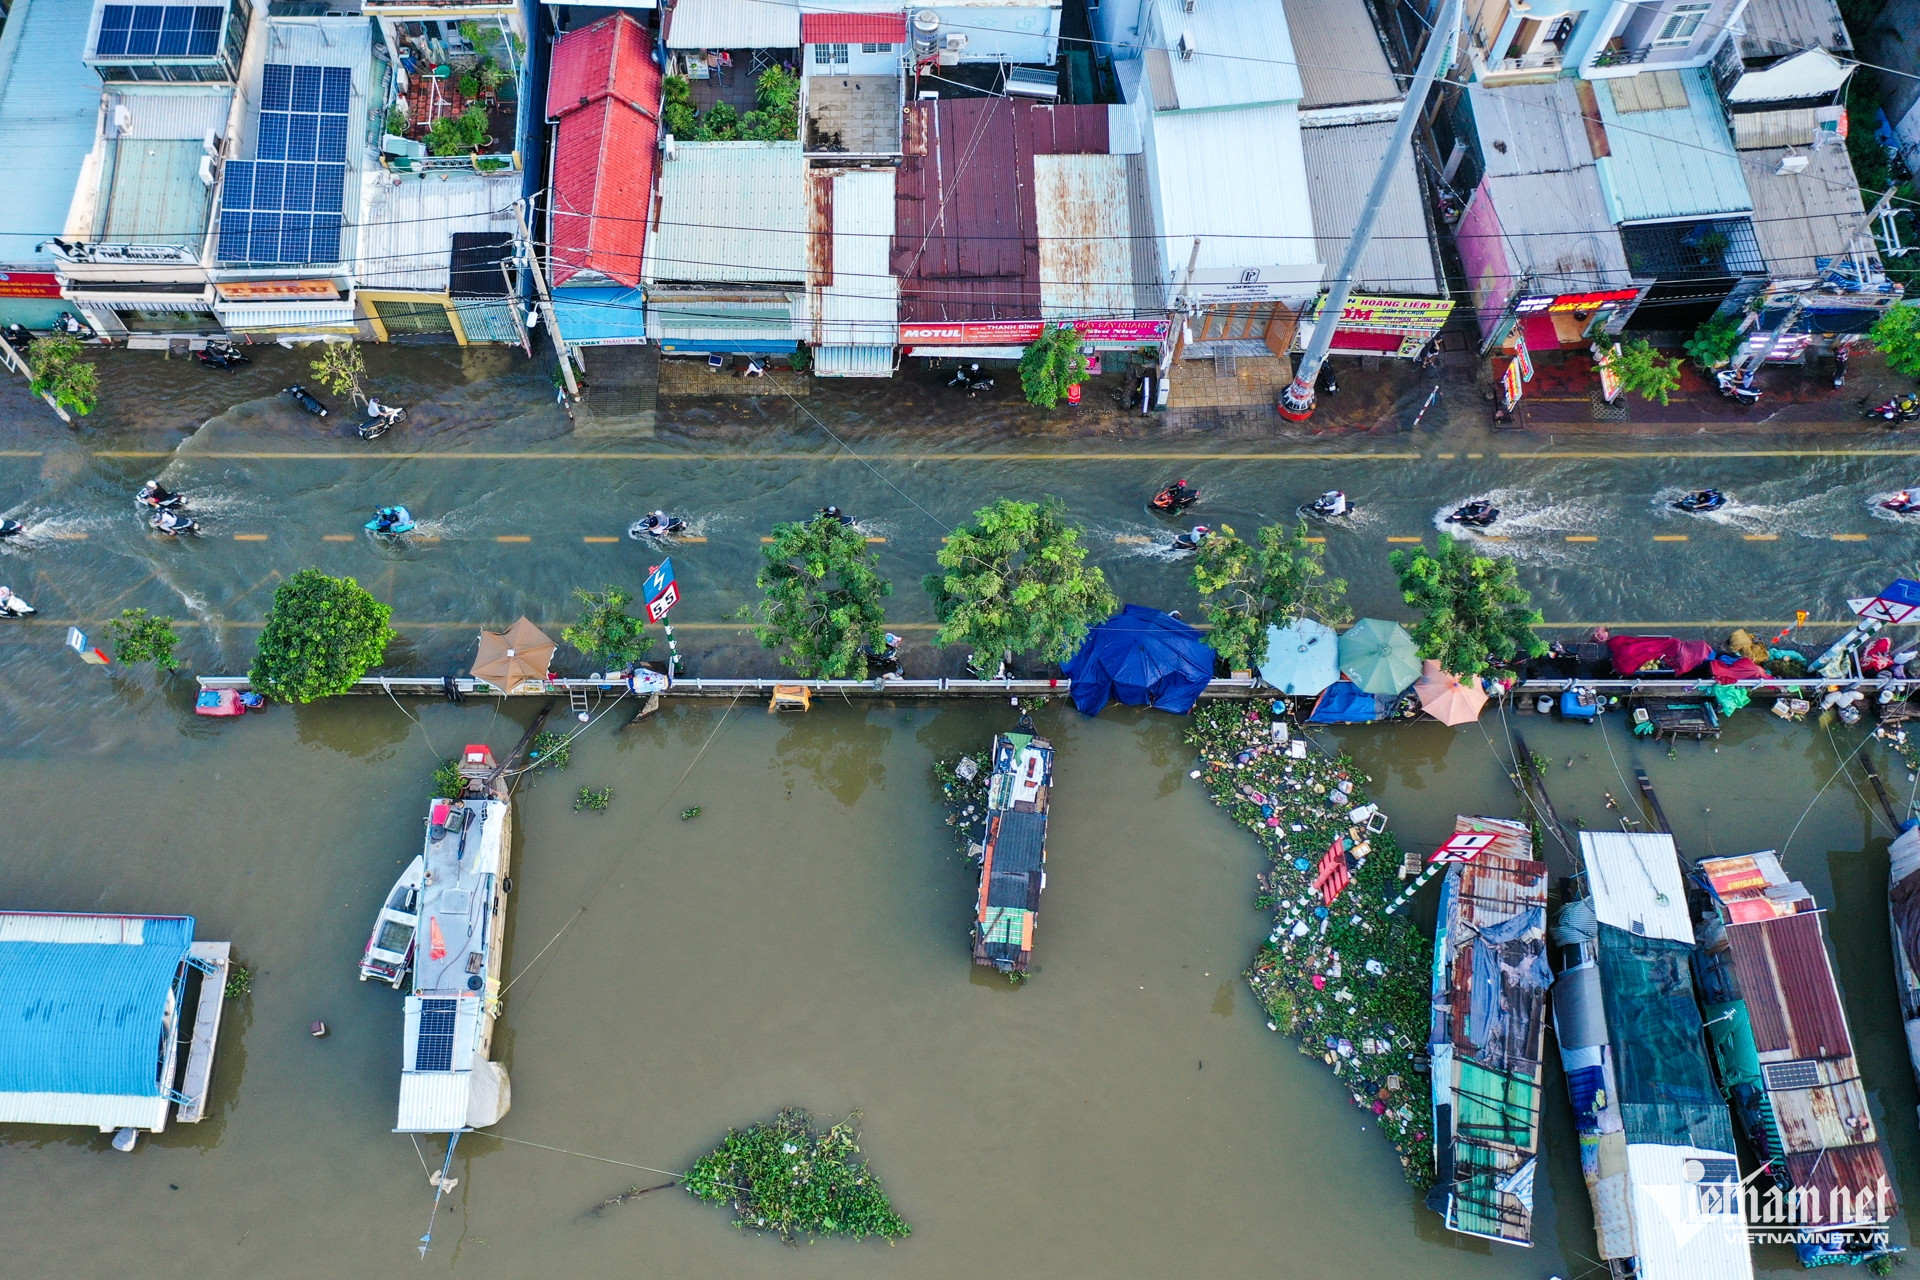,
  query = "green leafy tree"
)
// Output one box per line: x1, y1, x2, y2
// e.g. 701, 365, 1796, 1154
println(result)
561, 586, 654, 667
1388, 533, 1545, 677
28, 335, 98, 416
106, 607, 180, 672
739, 66, 799, 141
925, 497, 1115, 669
1191, 521, 1350, 673
1870, 301, 1920, 377
662, 75, 697, 138
745, 514, 892, 678
249, 569, 396, 702
1683, 314, 1742, 370
1017, 324, 1089, 409
309, 341, 365, 404
694, 100, 740, 141
1606, 337, 1684, 405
